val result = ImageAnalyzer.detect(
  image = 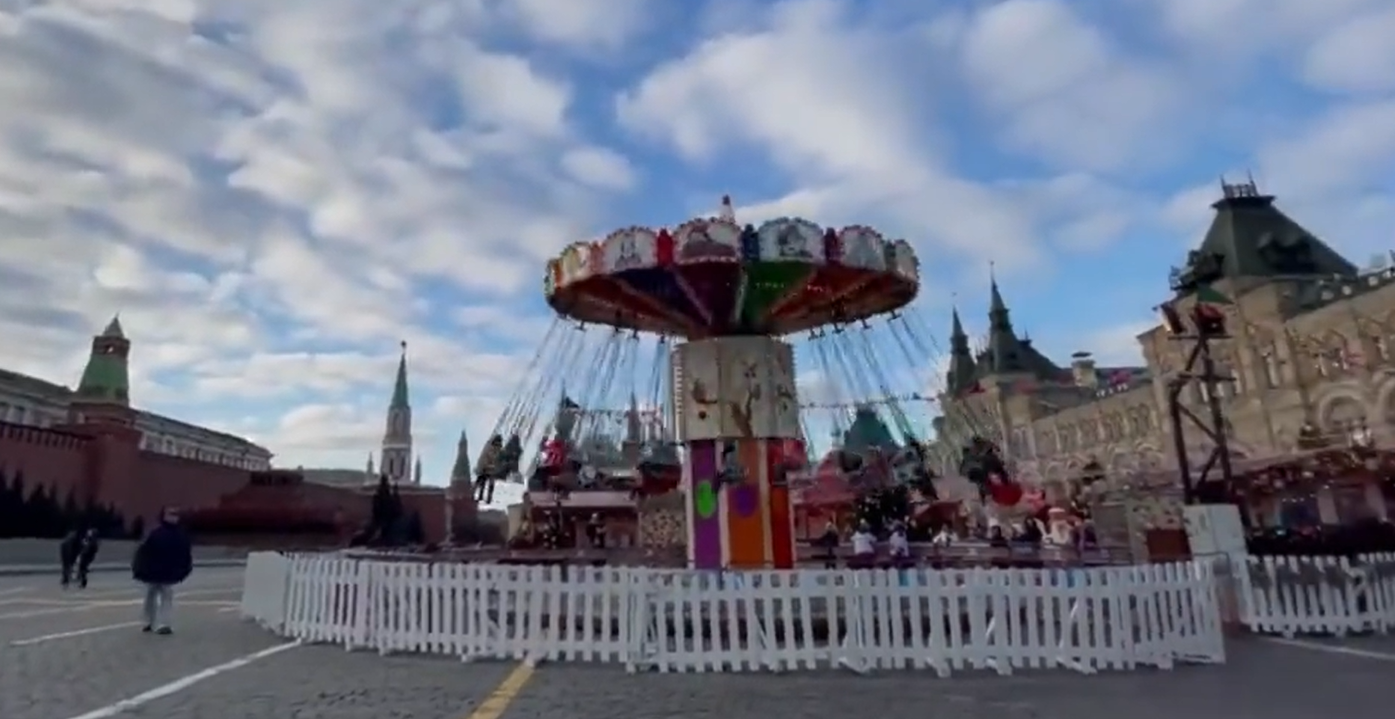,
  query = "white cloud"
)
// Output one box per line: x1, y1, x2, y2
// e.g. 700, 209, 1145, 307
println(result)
615, 0, 1048, 271
1300, 3, 1395, 94
494, 0, 652, 50
0, 0, 637, 482
561, 146, 637, 191
3, 0, 1393, 486
956, 0, 1184, 171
